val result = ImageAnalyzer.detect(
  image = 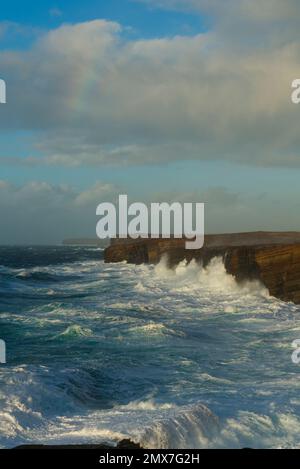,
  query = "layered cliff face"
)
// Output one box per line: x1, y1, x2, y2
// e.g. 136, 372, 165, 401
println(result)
104, 232, 300, 304
225, 244, 300, 303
